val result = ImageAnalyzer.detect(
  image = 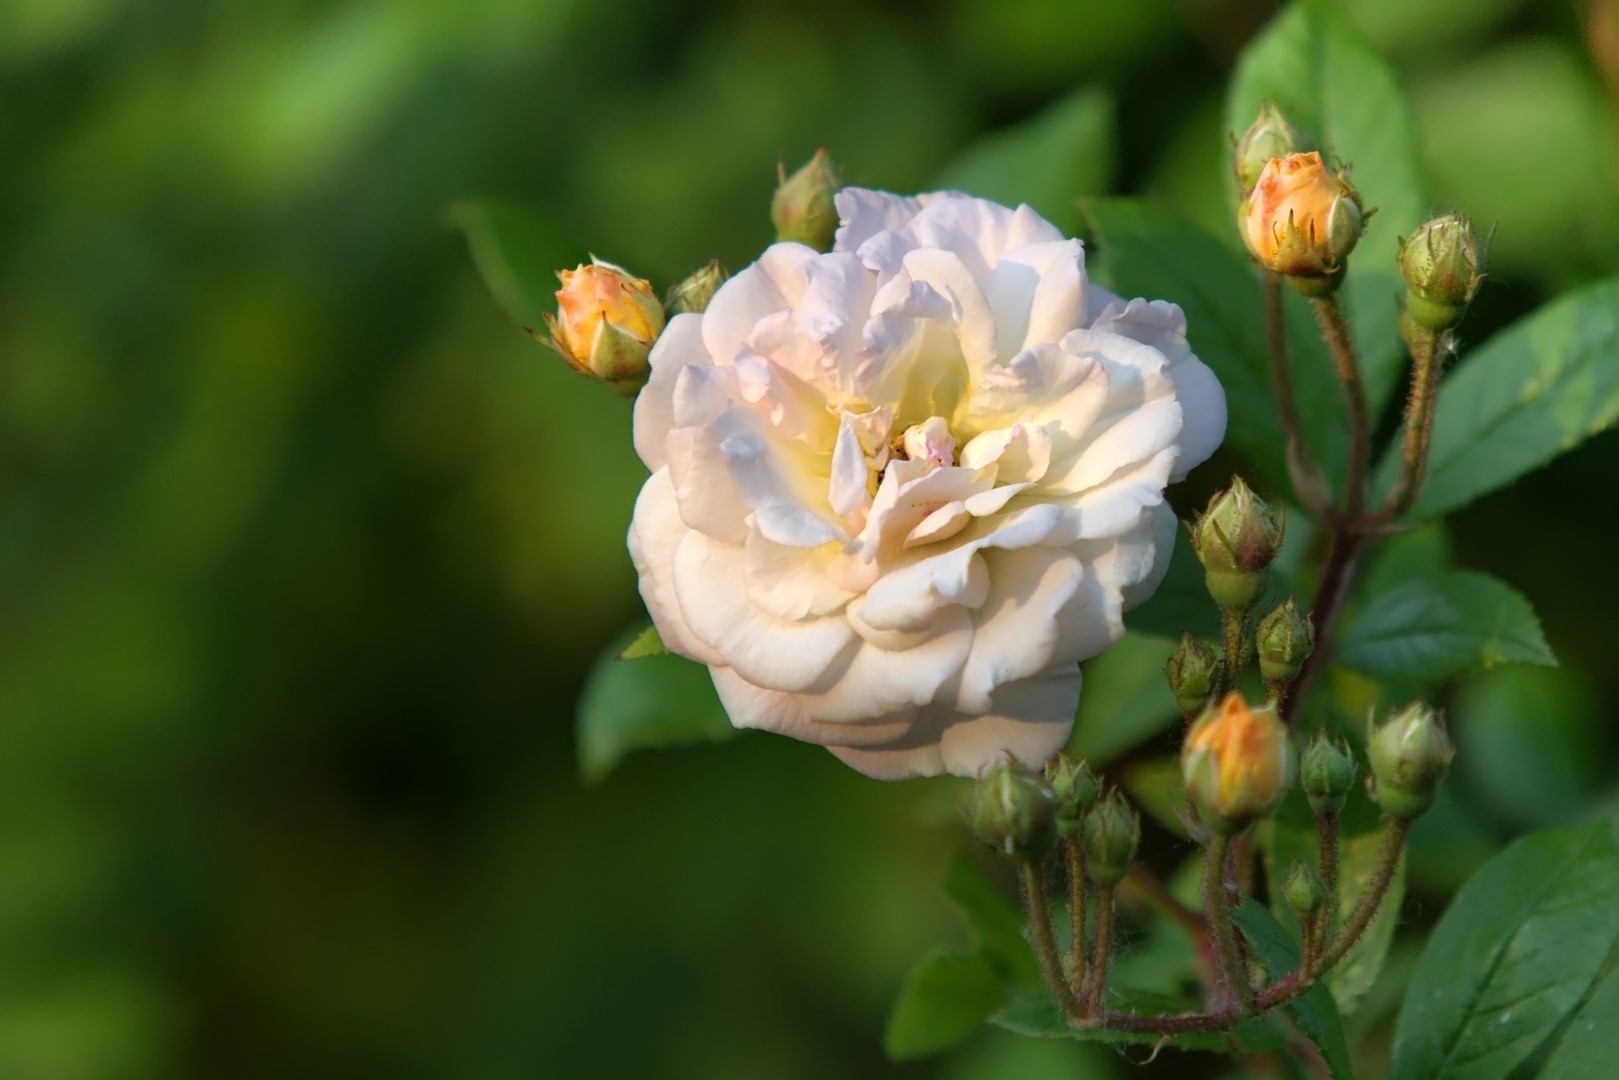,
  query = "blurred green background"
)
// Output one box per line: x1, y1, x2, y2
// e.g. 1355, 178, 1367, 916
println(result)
5, 0, 1619, 1076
